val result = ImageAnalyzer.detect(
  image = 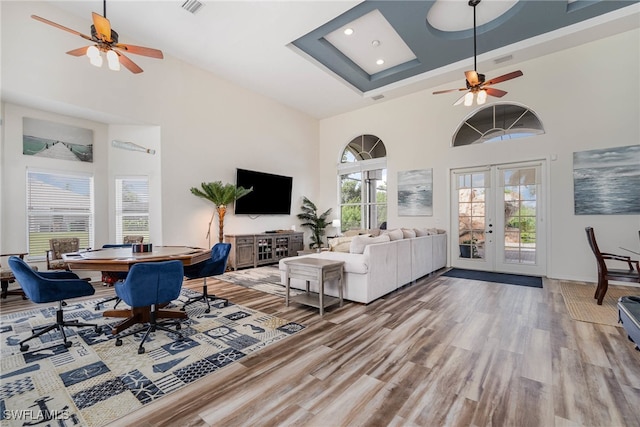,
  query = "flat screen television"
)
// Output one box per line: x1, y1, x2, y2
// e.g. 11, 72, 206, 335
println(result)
234, 168, 293, 215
